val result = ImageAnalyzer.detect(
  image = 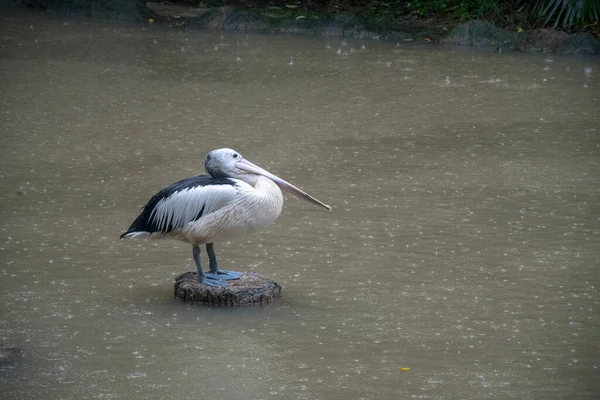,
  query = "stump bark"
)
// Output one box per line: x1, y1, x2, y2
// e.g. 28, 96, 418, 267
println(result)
174, 272, 281, 305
